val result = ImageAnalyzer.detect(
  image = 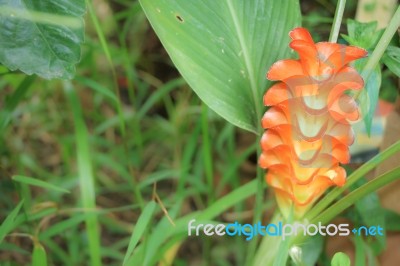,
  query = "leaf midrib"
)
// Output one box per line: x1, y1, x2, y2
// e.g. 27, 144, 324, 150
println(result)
21, 0, 68, 65
226, 0, 261, 132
